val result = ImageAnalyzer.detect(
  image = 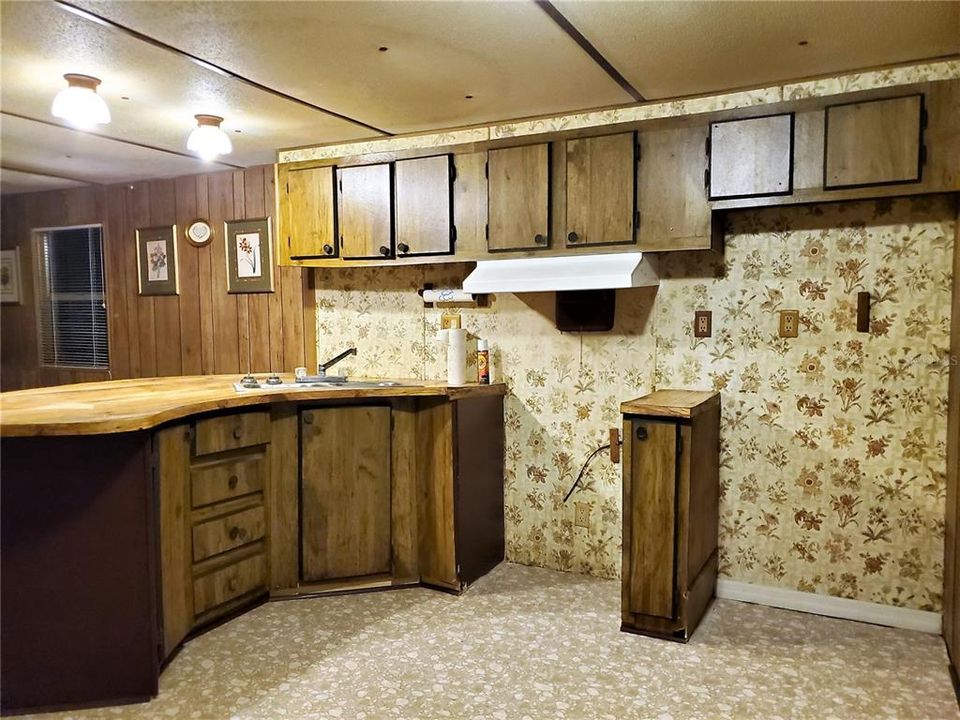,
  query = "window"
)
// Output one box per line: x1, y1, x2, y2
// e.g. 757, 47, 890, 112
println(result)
35, 225, 109, 369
